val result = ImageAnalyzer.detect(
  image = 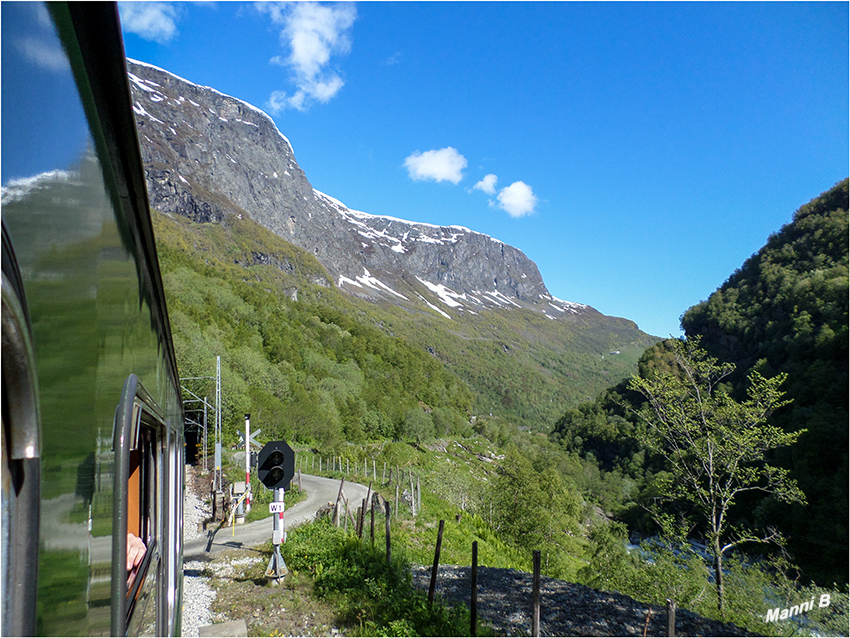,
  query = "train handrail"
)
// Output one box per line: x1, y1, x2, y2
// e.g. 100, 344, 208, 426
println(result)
1, 222, 41, 638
